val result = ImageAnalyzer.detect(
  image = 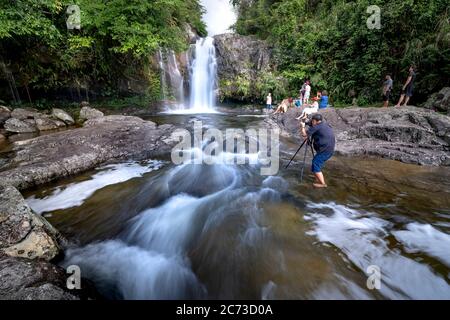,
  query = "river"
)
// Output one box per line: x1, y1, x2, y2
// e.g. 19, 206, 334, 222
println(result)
23, 106, 450, 300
